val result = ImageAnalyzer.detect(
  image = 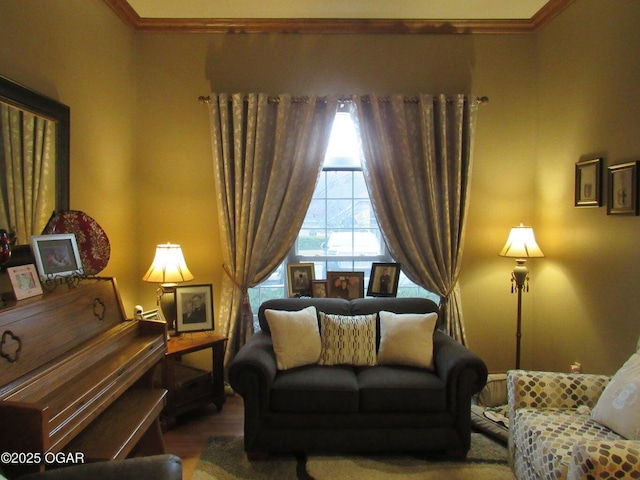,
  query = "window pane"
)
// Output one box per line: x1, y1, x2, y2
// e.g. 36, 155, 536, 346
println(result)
298, 228, 327, 256
302, 198, 326, 229
326, 171, 352, 199
354, 199, 376, 228
326, 200, 352, 228
353, 171, 368, 198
